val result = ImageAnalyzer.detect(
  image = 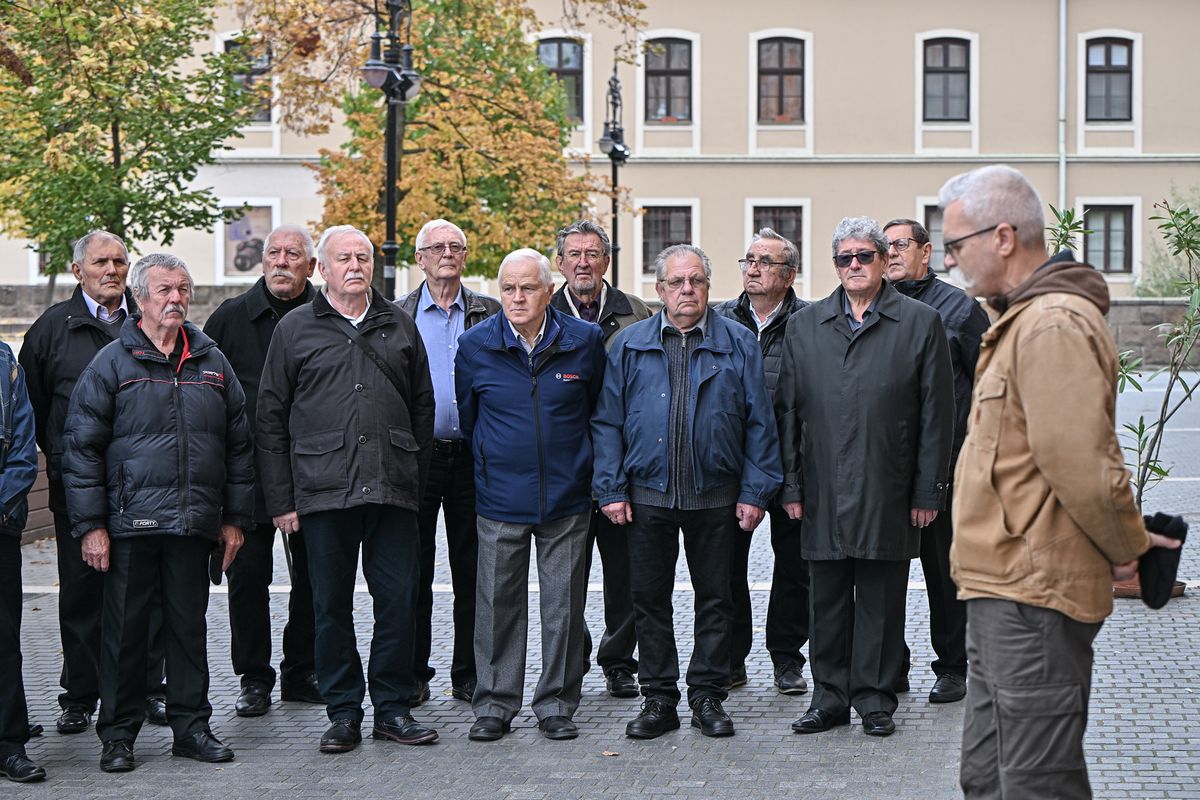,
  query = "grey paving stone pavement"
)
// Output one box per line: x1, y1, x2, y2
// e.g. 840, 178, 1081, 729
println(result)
10, 373, 1200, 798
